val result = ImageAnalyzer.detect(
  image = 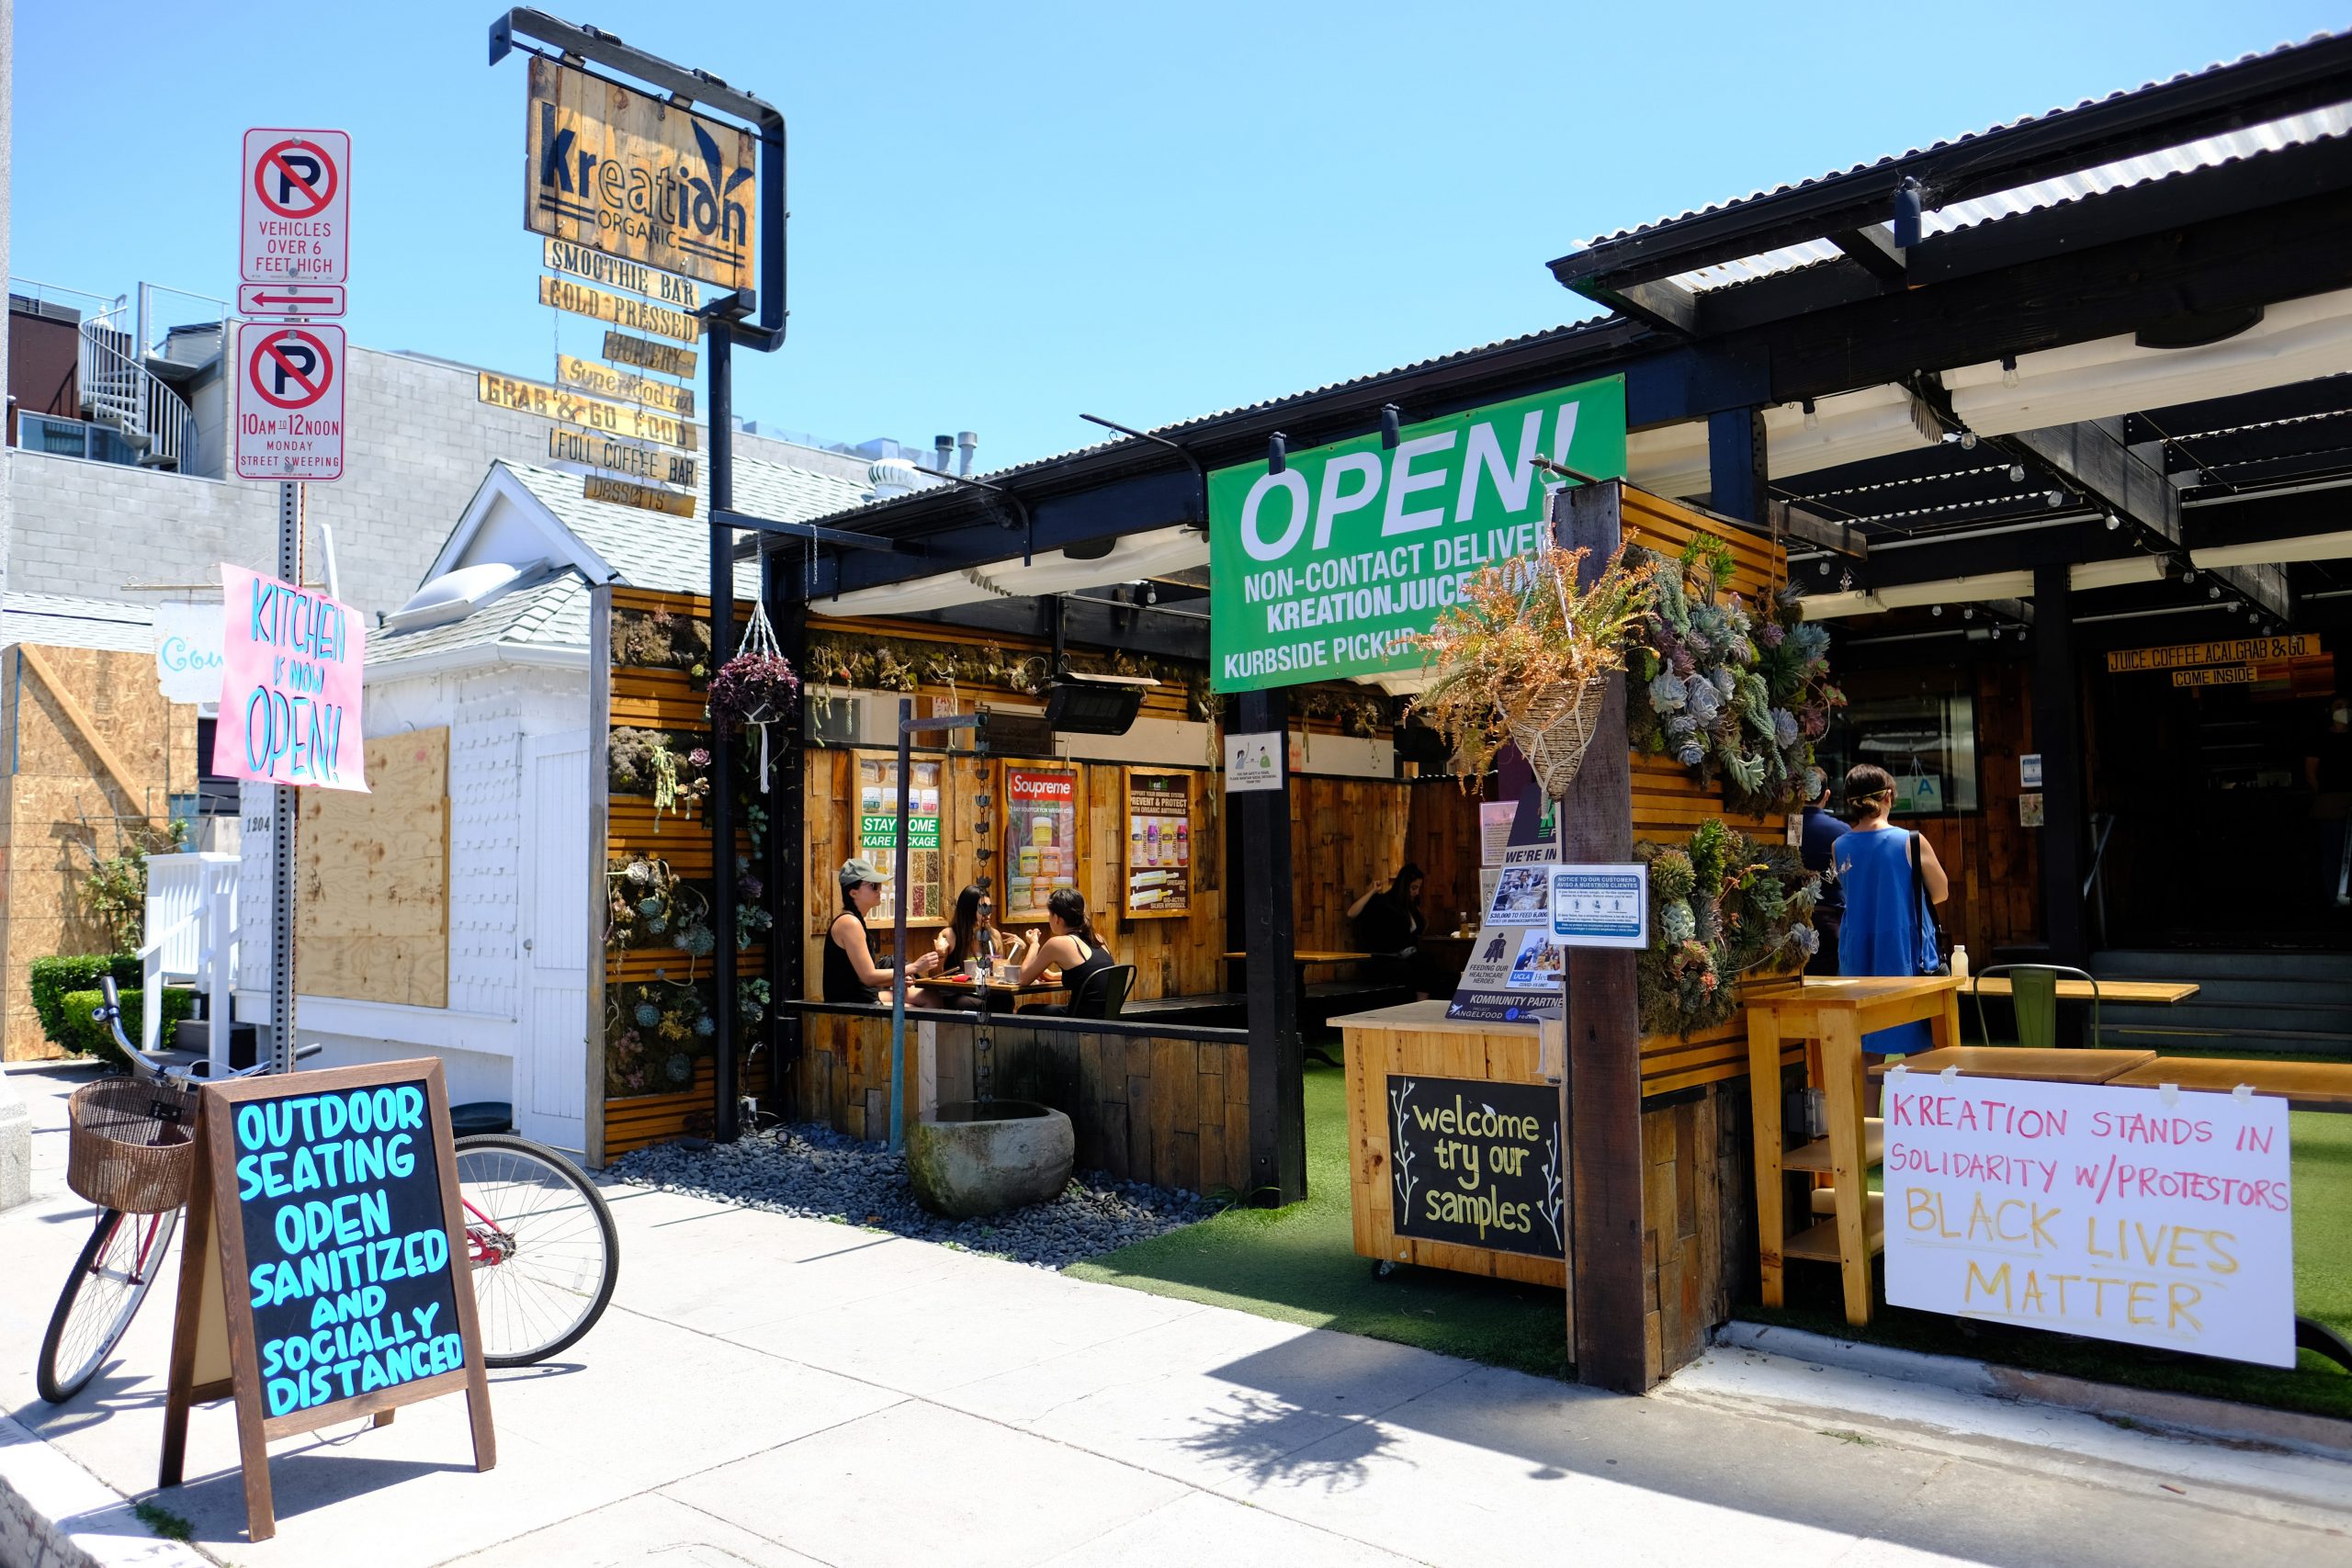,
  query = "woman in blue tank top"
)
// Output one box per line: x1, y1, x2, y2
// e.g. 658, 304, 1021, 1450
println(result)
1831, 763, 1951, 1055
